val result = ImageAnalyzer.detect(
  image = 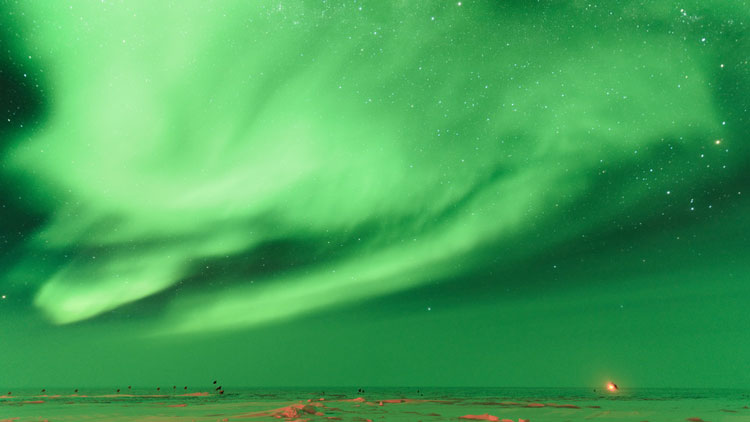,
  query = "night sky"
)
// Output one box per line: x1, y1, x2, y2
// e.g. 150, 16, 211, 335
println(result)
1, 1, 748, 389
